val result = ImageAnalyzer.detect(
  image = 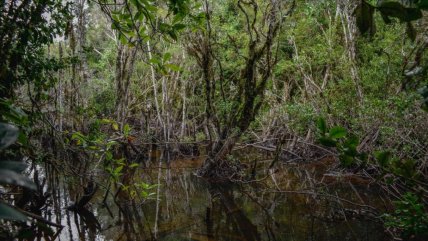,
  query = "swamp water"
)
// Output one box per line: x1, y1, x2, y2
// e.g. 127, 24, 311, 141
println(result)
33, 149, 388, 241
